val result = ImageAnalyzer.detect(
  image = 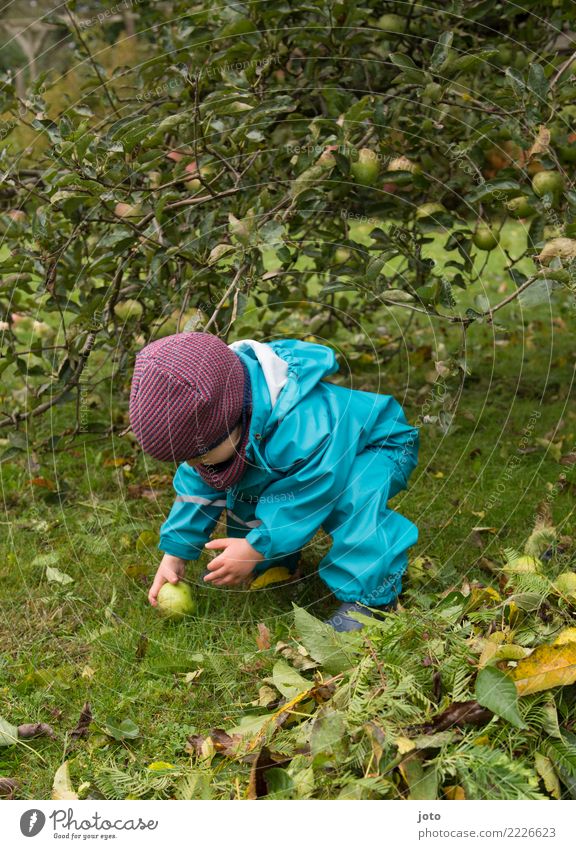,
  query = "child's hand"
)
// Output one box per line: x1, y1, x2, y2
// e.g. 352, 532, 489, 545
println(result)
203, 538, 264, 587
148, 554, 187, 607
